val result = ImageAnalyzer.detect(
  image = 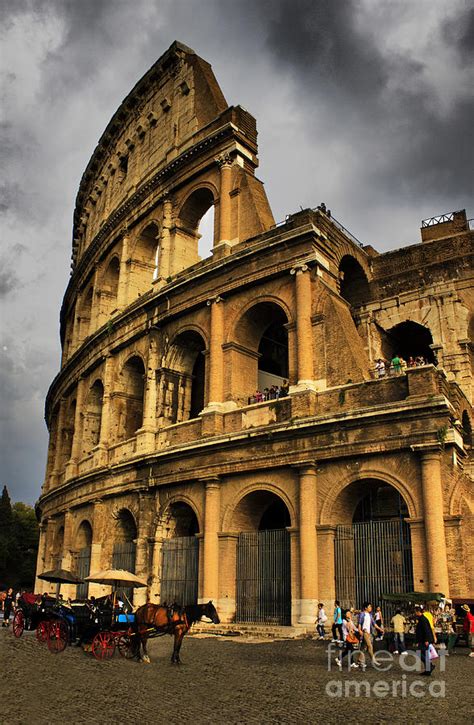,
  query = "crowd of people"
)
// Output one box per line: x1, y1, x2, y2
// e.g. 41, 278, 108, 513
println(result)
248, 380, 289, 405
375, 354, 433, 378
315, 599, 474, 674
